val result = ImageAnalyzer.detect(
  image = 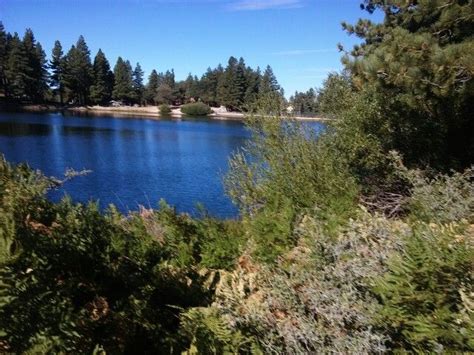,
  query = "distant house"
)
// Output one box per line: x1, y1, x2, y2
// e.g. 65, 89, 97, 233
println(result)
110, 100, 123, 107
286, 105, 294, 114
